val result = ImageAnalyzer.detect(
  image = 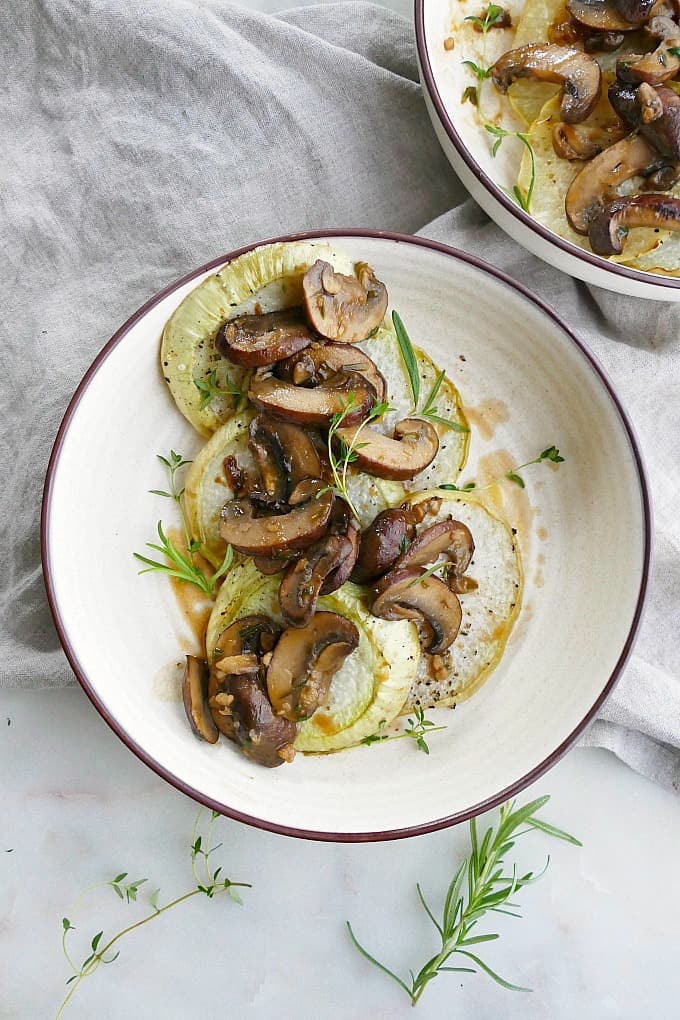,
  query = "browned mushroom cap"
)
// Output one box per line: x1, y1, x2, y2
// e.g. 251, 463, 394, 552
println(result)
589, 192, 680, 252
278, 534, 354, 628
394, 519, 475, 576
248, 369, 376, 428
568, 0, 647, 28
211, 614, 280, 665
491, 44, 602, 122
552, 122, 604, 160
276, 342, 387, 403
248, 414, 322, 501
335, 418, 439, 481
371, 567, 462, 655
266, 612, 360, 720
565, 133, 659, 231
351, 508, 418, 584
208, 616, 295, 767
209, 621, 264, 740
183, 656, 219, 743
609, 81, 680, 159
616, 17, 680, 84
219, 480, 334, 556
614, 0, 659, 22
216, 307, 315, 368
302, 261, 388, 343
